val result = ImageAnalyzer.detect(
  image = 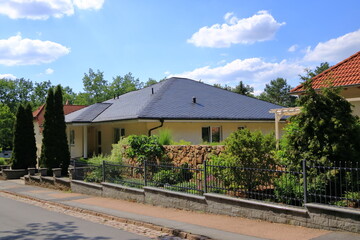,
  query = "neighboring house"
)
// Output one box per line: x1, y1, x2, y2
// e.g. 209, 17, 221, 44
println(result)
65, 77, 286, 158
290, 51, 360, 116
33, 103, 87, 158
